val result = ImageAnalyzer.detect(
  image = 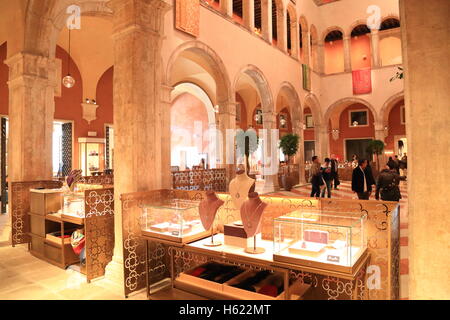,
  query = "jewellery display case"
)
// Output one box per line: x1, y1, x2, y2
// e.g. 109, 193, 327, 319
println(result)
273, 211, 367, 274
79, 137, 105, 176
140, 199, 211, 244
